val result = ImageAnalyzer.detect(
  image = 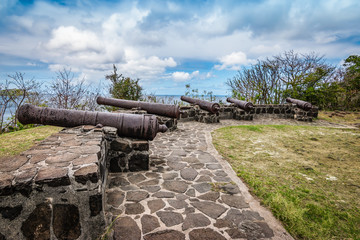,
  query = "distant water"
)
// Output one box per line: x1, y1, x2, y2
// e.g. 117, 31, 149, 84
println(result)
0, 103, 16, 122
